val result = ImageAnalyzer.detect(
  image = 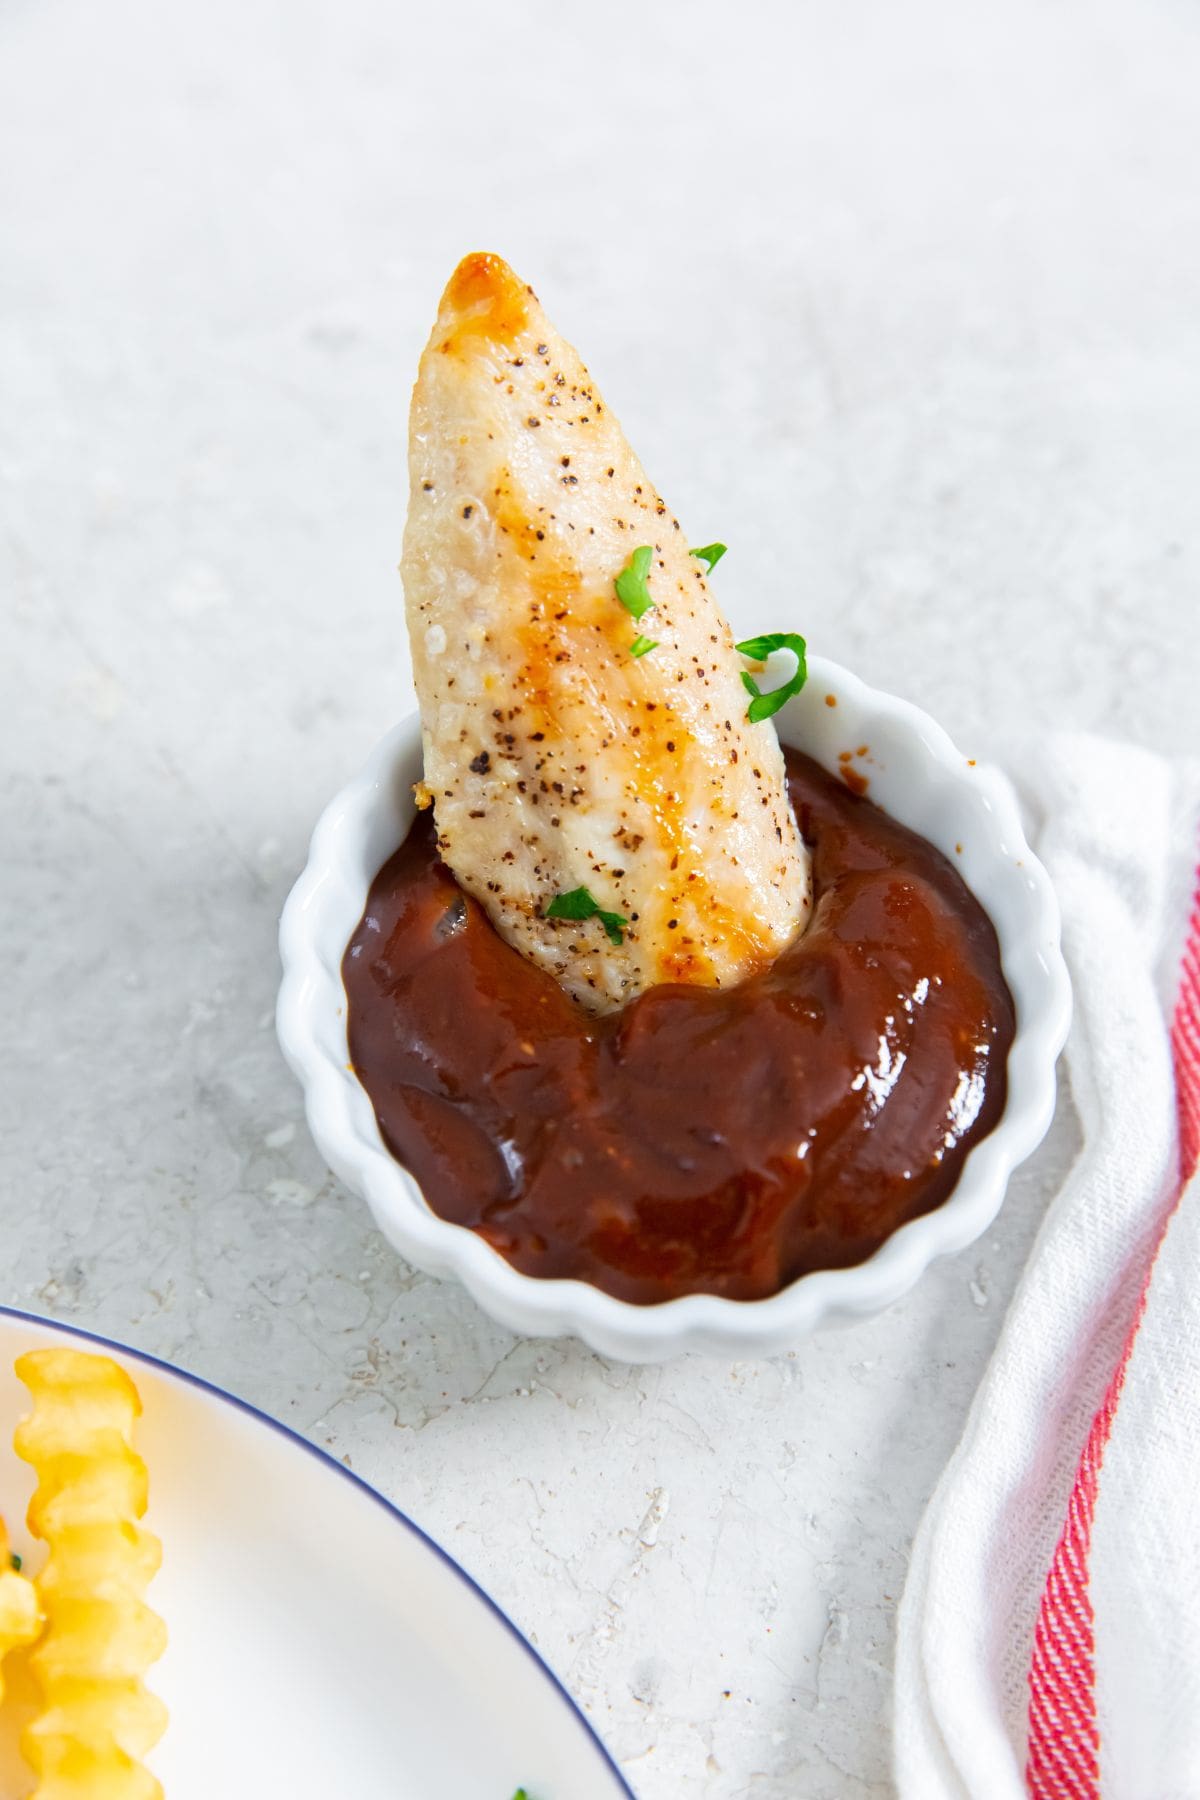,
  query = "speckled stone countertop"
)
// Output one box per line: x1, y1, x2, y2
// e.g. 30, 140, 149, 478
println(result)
3, 1, 1198, 1793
